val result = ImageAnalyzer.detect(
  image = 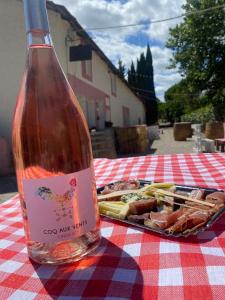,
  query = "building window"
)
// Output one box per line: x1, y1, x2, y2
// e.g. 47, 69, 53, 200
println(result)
82, 60, 92, 81
111, 73, 117, 96
123, 106, 130, 127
